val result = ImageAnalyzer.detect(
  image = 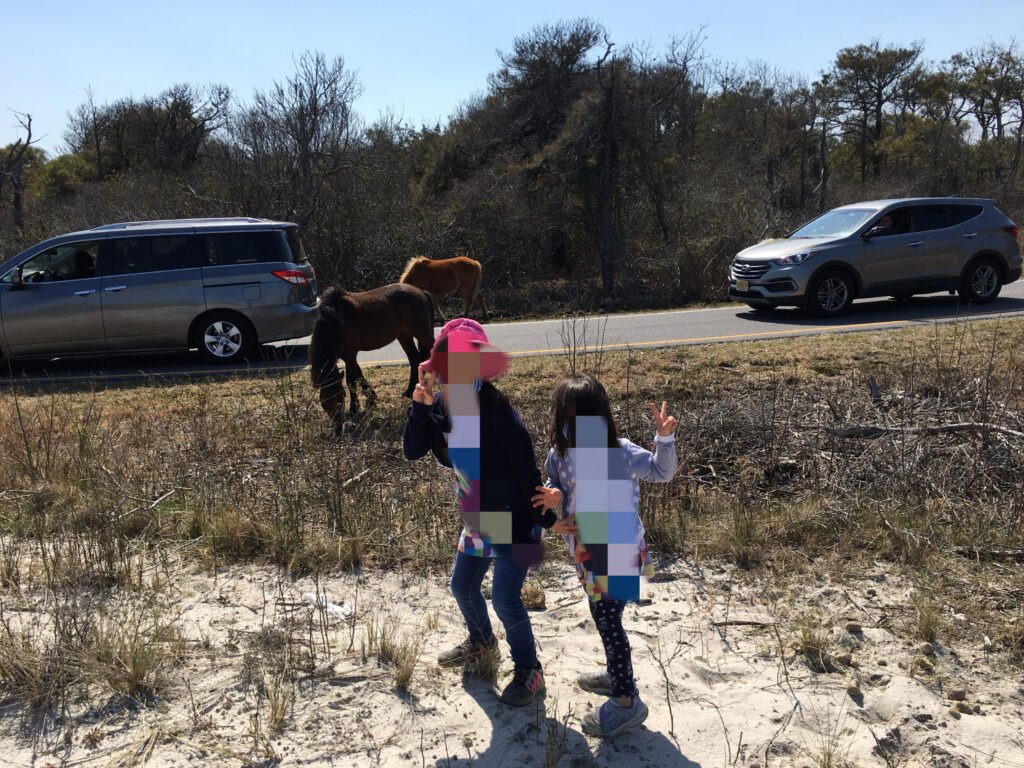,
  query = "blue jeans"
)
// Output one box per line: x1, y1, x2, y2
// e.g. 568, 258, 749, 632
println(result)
450, 550, 539, 668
